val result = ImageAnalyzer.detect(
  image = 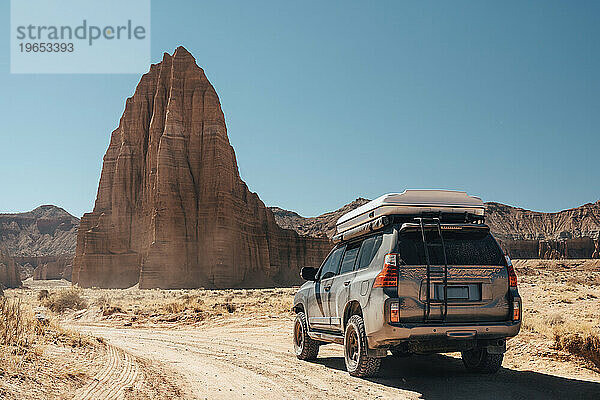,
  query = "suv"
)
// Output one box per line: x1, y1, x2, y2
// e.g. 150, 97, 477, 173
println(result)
292, 191, 521, 377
